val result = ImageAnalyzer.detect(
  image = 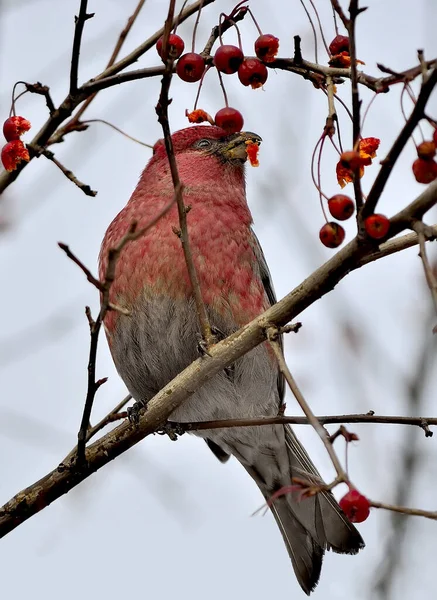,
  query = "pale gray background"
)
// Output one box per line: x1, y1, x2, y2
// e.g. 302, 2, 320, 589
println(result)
1, 1, 437, 599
